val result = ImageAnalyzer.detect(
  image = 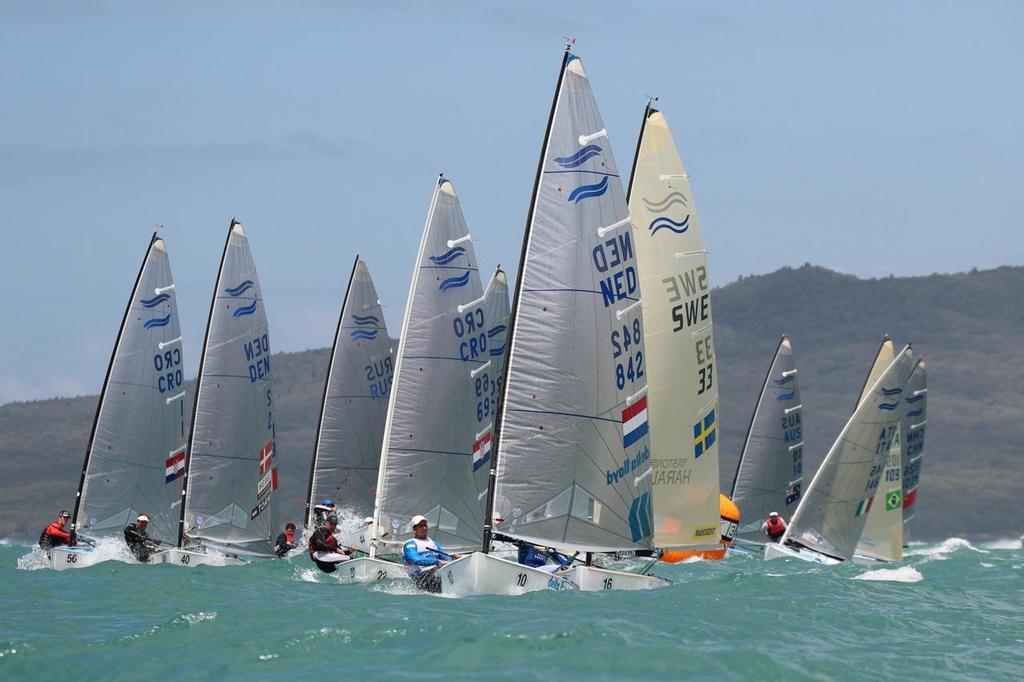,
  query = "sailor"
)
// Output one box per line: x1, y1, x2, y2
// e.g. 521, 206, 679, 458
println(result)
39, 510, 76, 549
274, 522, 297, 558
311, 499, 338, 529
761, 512, 787, 542
308, 514, 351, 573
403, 515, 456, 593
124, 514, 160, 562
516, 542, 573, 574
